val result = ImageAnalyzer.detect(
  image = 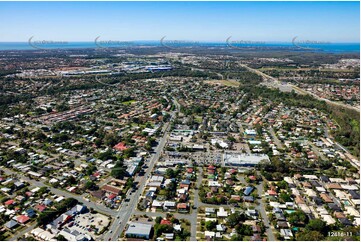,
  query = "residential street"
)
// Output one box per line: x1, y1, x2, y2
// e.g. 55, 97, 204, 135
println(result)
103, 99, 179, 241
255, 173, 276, 242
